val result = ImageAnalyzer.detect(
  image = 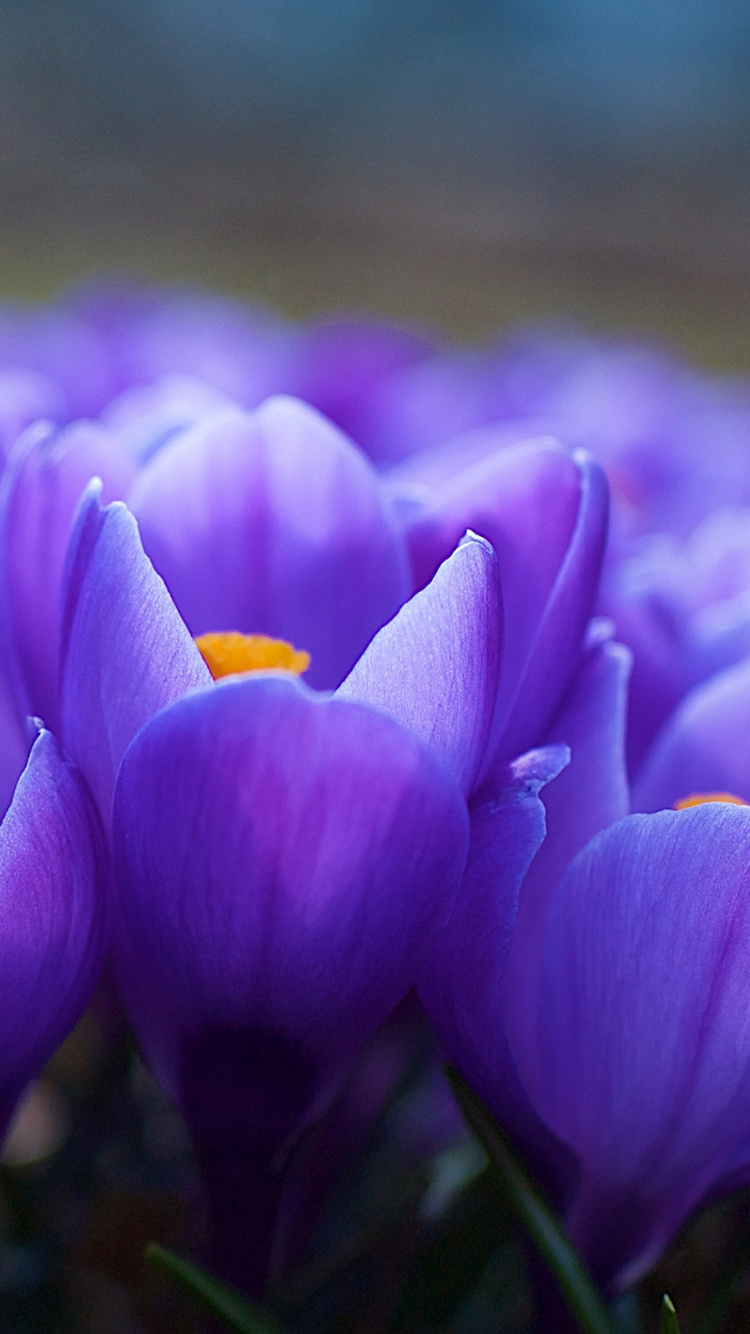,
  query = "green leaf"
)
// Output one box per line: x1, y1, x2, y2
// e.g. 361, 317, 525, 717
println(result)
445, 1066, 619, 1334
659, 1294, 680, 1334
145, 1242, 287, 1334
